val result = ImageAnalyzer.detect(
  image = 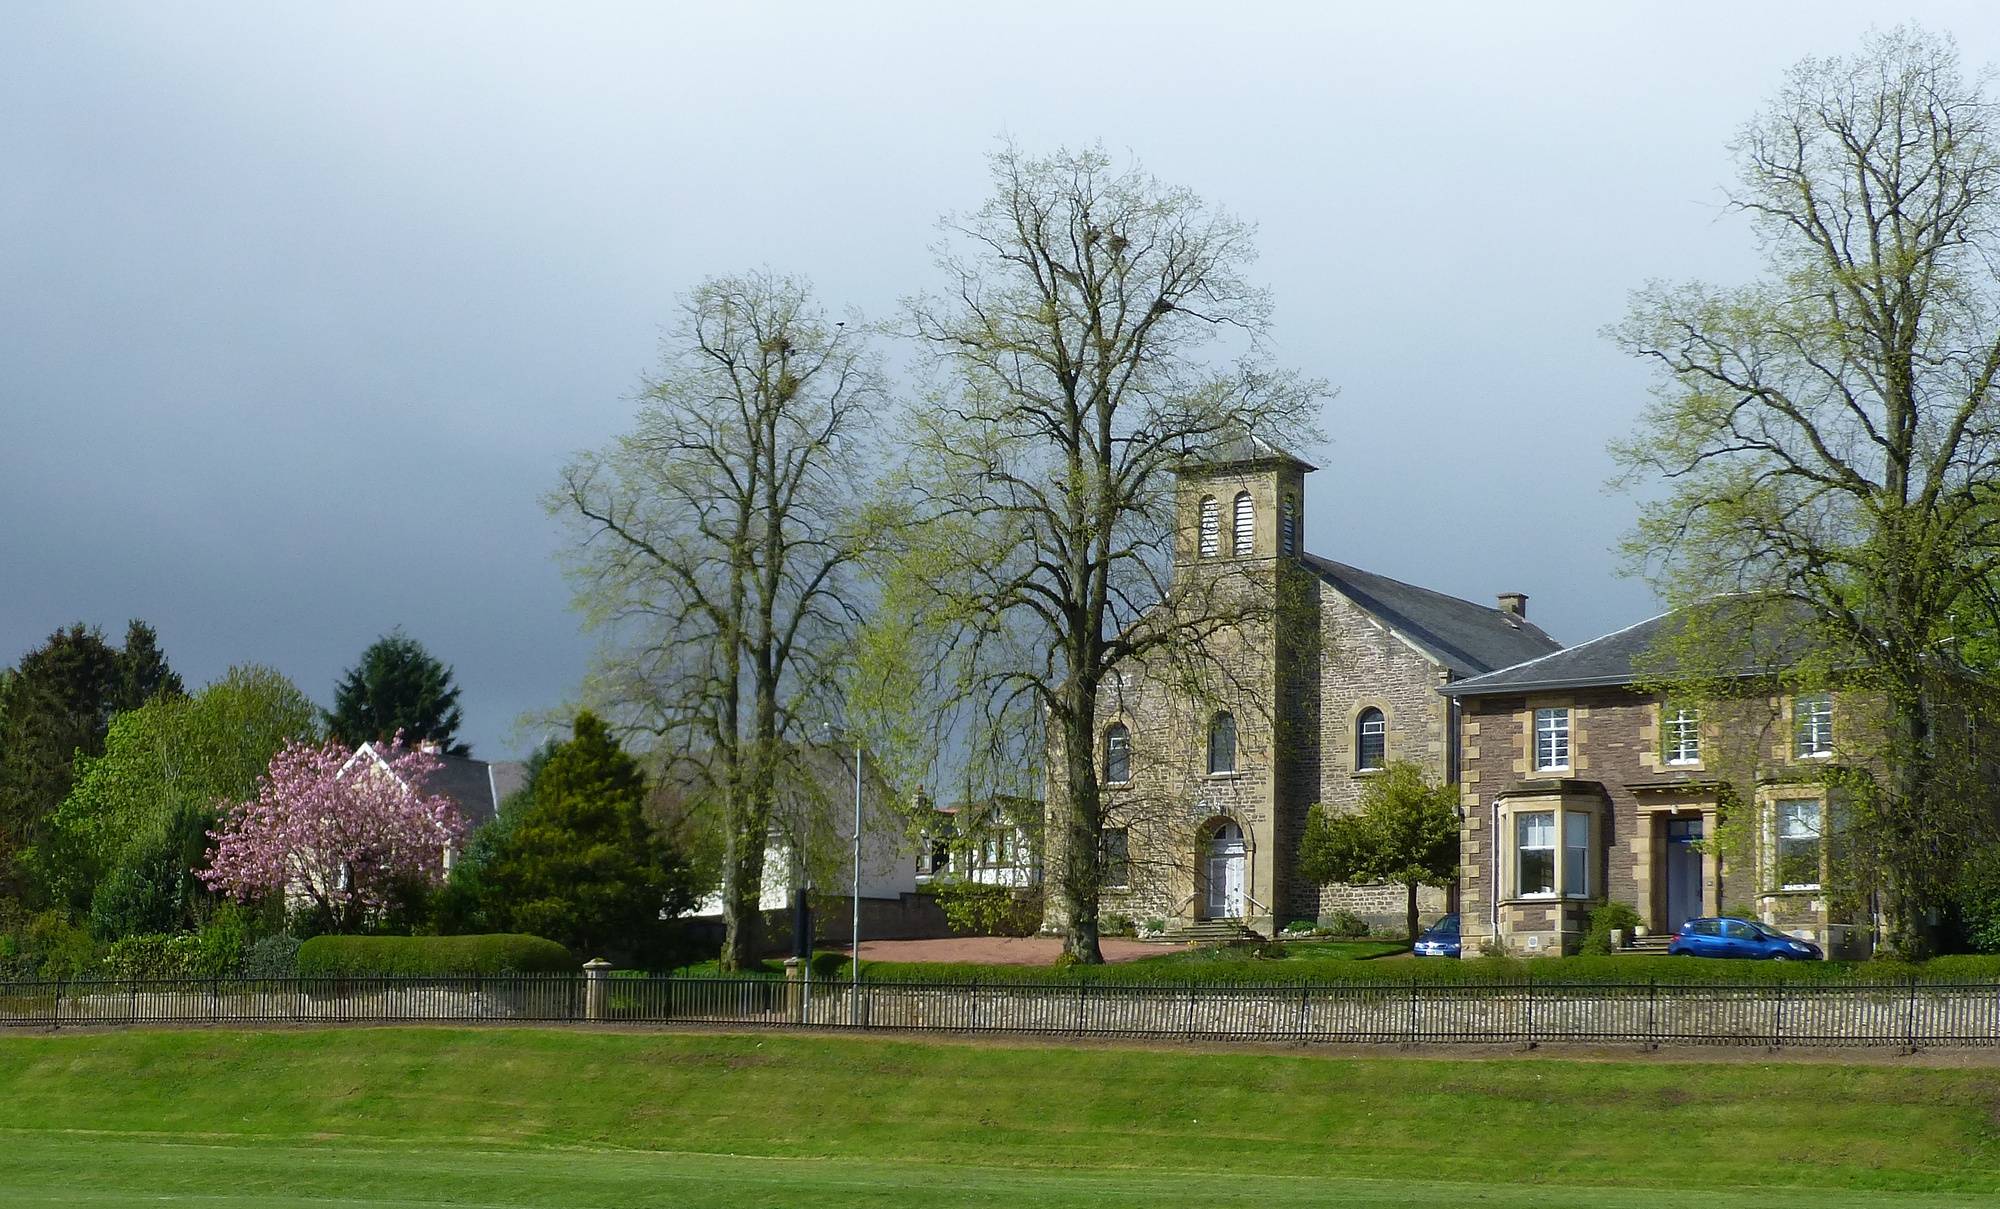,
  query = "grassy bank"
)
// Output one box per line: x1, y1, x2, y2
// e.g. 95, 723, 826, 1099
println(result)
0, 1028, 1996, 1206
